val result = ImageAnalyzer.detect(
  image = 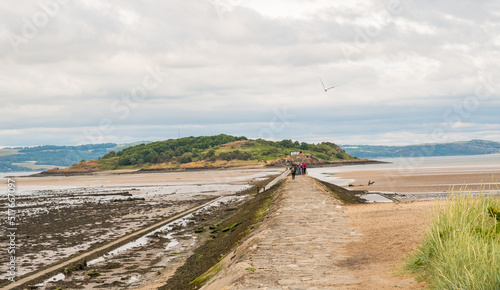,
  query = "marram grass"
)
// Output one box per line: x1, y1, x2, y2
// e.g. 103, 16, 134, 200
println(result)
407, 189, 500, 289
